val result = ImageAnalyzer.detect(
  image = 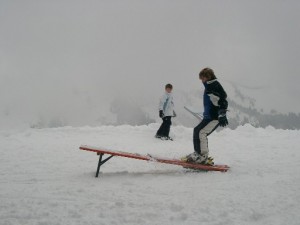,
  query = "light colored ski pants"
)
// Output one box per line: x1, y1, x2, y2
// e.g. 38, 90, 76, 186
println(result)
193, 119, 219, 156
